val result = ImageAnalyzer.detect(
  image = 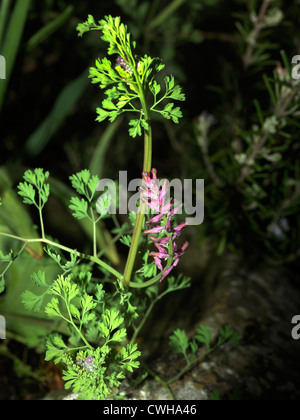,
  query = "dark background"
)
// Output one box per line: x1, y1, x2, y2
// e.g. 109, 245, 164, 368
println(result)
0, 0, 300, 400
